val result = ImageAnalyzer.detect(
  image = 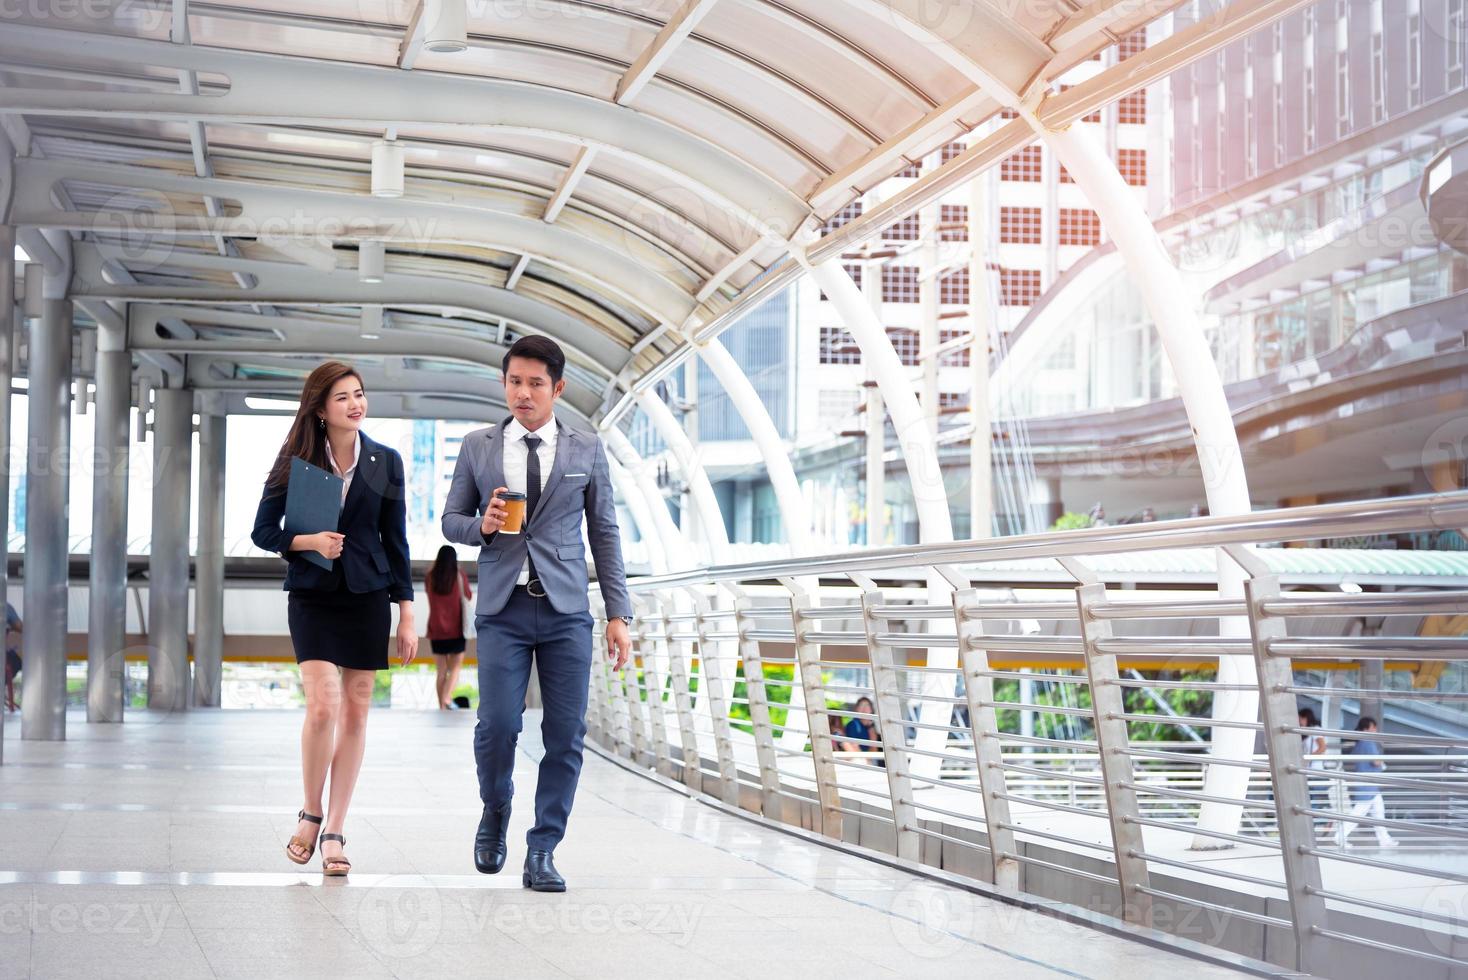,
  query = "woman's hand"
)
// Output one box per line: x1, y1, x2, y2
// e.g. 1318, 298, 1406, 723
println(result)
396, 605, 418, 666
289, 532, 344, 559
